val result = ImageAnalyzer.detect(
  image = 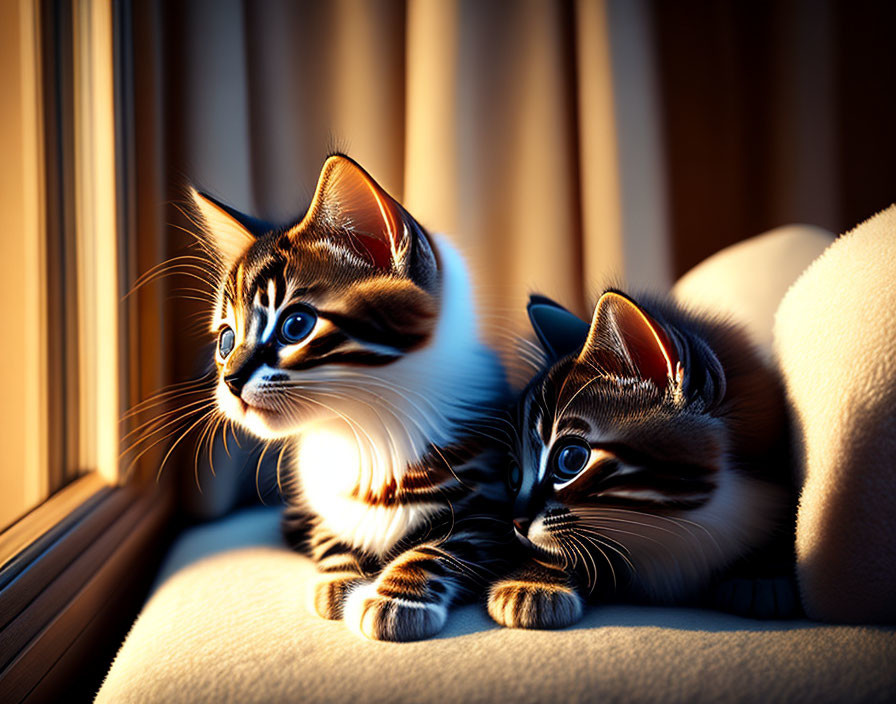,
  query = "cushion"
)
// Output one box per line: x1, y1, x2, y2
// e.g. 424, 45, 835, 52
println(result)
96, 507, 896, 703
774, 205, 896, 623
672, 224, 834, 357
